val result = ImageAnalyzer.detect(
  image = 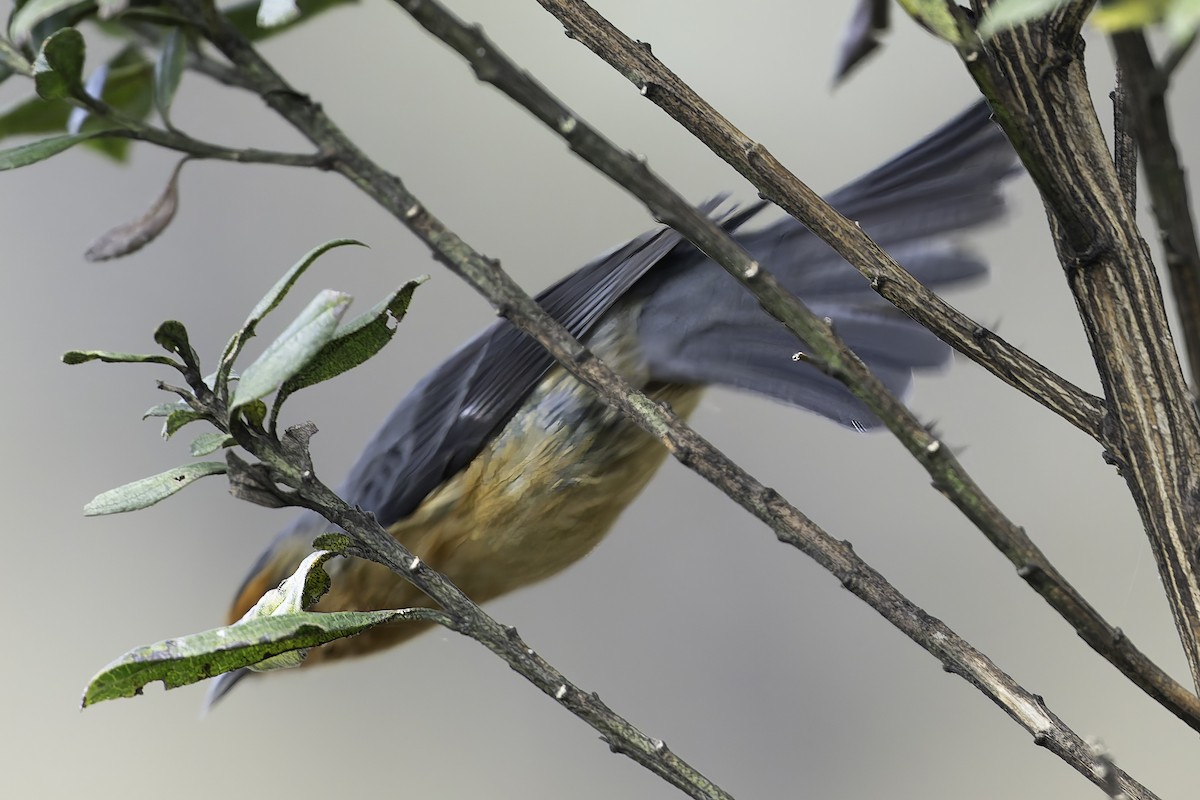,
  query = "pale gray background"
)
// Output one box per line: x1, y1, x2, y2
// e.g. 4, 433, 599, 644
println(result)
3, 2, 1197, 798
